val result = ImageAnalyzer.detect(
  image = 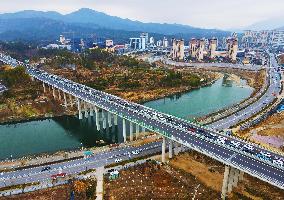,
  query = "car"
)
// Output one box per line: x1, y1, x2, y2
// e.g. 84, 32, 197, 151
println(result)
41, 166, 51, 172
216, 136, 227, 145
188, 128, 196, 133
115, 158, 122, 163
243, 144, 254, 153
257, 151, 271, 161
132, 150, 139, 155
273, 158, 284, 168
230, 141, 241, 148
51, 172, 66, 180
